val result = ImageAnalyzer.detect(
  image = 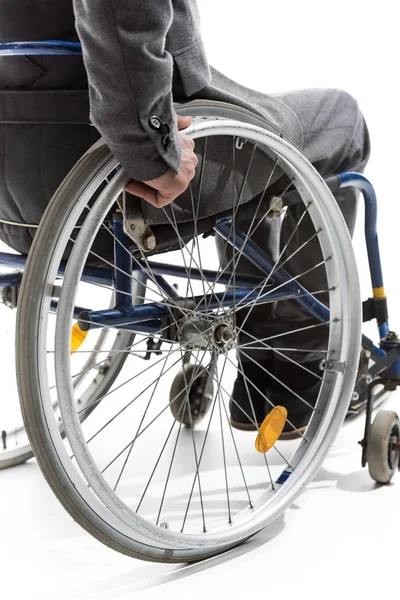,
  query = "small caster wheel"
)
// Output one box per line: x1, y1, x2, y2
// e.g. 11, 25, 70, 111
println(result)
169, 363, 214, 427
367, 410, 400, 484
